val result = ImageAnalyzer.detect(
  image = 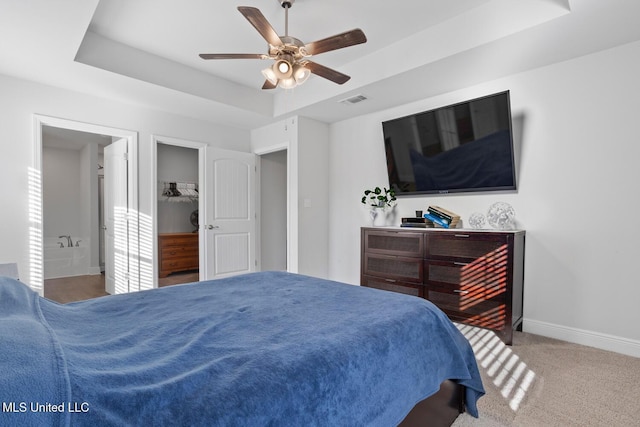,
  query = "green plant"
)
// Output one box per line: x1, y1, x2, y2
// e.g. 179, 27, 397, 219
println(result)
361, 186, 397, 208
